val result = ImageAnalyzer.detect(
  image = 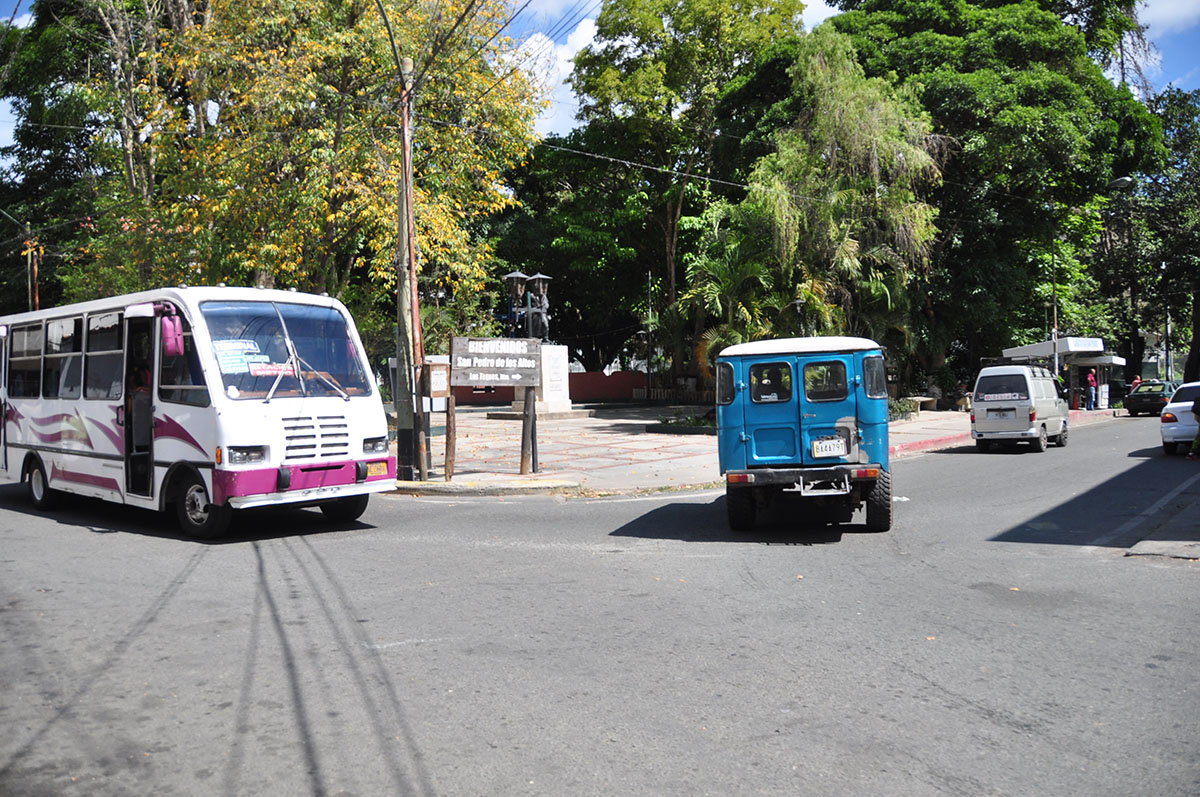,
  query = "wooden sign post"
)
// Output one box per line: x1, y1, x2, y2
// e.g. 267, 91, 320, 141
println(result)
450, 338, 542, 476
